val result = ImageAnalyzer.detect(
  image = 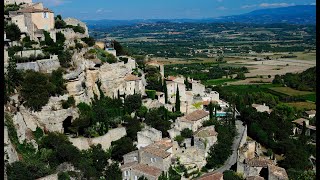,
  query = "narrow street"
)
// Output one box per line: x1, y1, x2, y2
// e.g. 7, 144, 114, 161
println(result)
213, 119, 246, 173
